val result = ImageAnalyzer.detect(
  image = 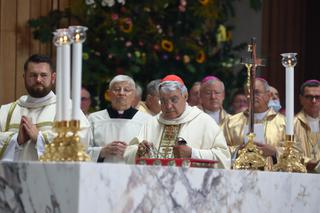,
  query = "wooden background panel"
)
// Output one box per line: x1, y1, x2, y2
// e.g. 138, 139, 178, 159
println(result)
0, 0, 70, 105
0, 0, 17, 105
16, 0, 31, 99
